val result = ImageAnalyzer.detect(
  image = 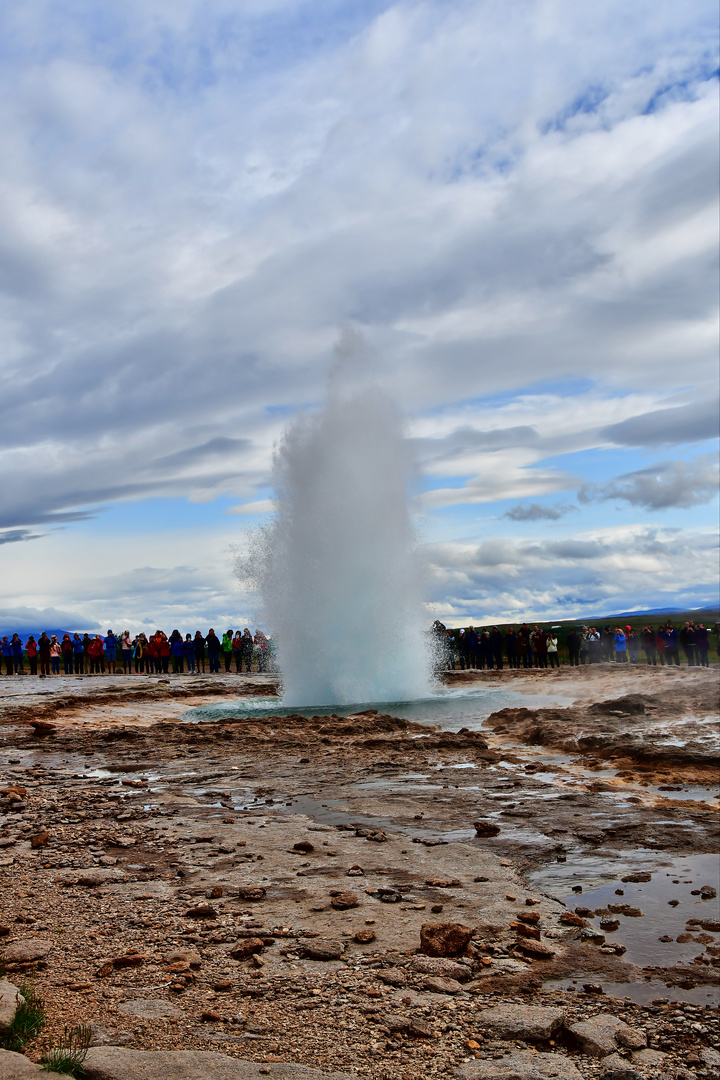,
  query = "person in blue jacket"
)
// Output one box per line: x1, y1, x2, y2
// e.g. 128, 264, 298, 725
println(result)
665, 624, 680, 666
11, 634, 24, 674
170, 630, 185, 674
73, 633, 85, 675
614, 627, 627, 662
104, 630, 118, 674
